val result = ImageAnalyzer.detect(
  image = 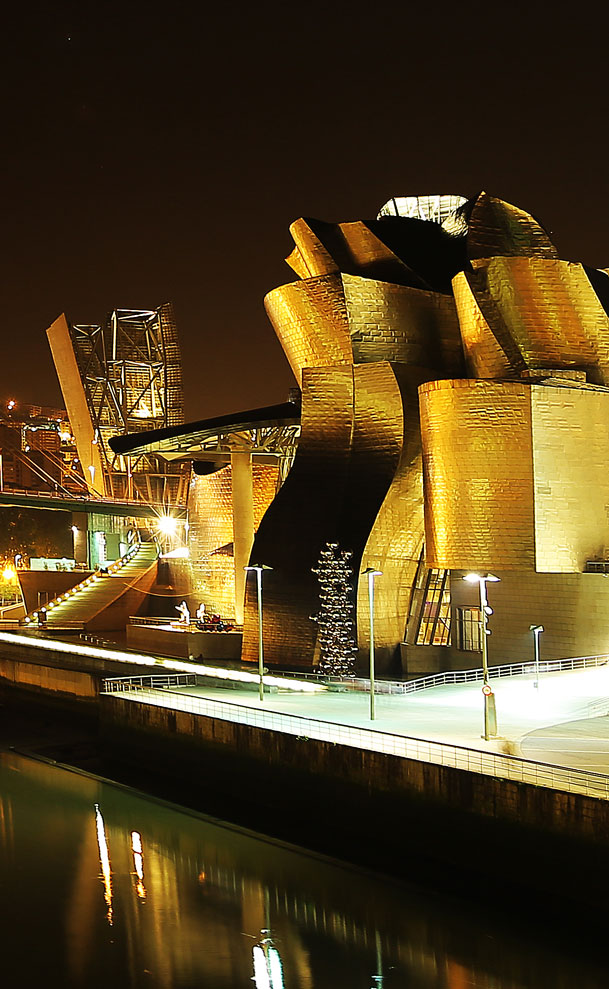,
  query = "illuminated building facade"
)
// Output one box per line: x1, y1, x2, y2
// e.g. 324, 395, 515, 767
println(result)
241, 194, 609, 674
111, 194, 609, 675
47, 304, 188, 504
